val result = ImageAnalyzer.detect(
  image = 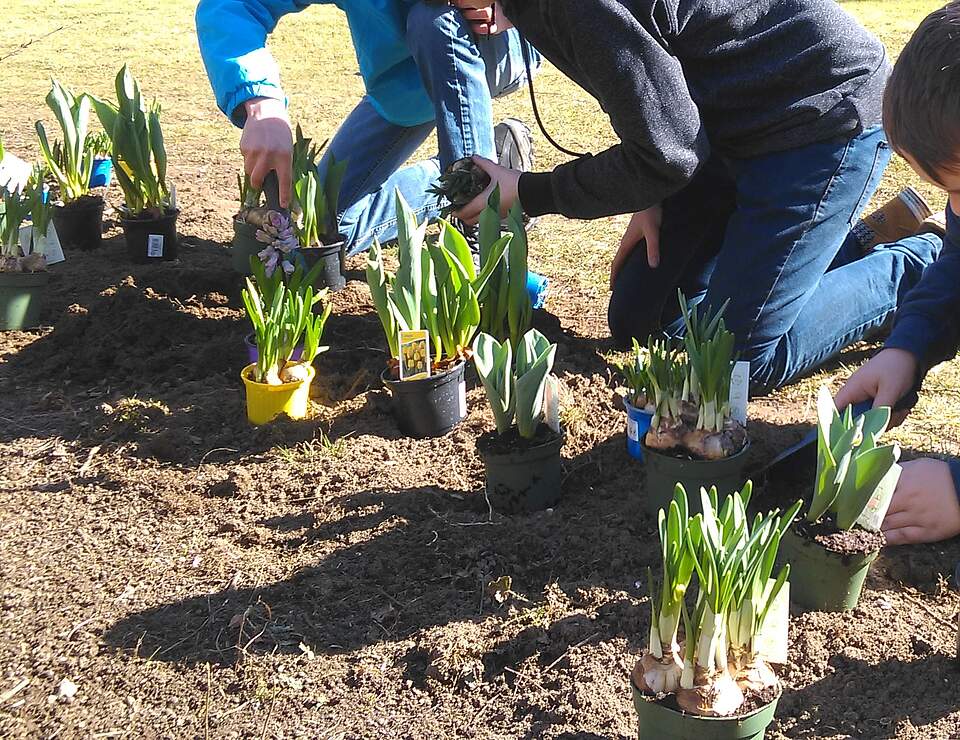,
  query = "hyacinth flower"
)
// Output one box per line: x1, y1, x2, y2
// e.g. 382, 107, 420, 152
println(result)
255, 210, 298, 277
